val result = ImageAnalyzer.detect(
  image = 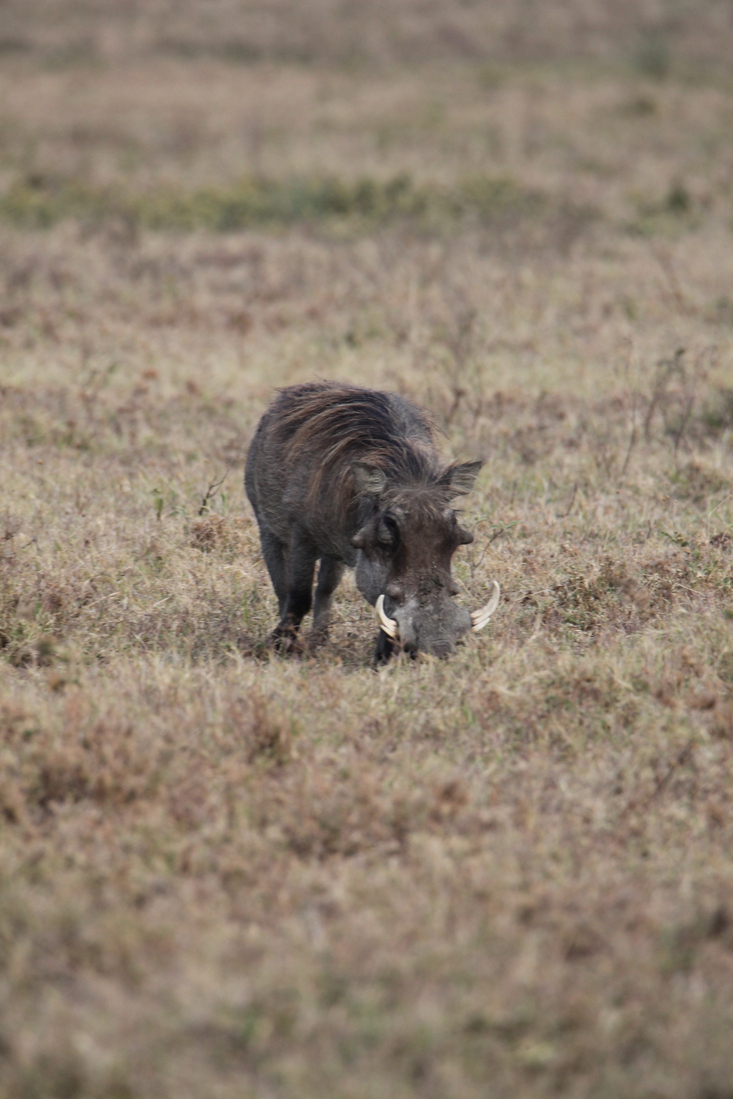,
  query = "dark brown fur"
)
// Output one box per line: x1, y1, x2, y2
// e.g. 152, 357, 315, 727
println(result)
270, 381, 442, 519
